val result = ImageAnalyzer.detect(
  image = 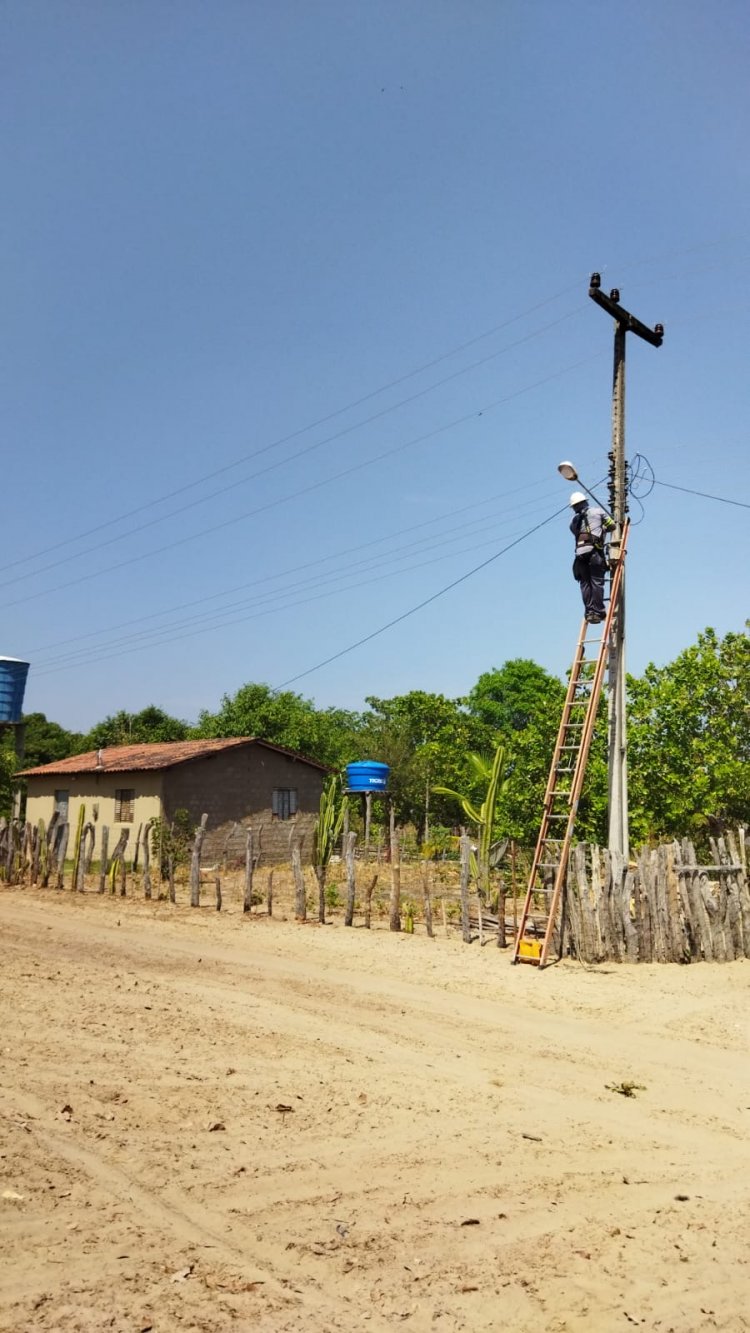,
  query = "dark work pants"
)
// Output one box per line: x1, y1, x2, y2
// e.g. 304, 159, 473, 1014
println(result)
573, 551, 607, 618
